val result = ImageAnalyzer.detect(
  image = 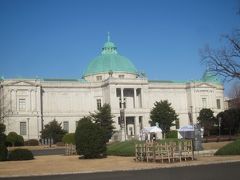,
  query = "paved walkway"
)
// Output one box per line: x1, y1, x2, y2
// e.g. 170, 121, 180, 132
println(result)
31, 148, 65, 156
